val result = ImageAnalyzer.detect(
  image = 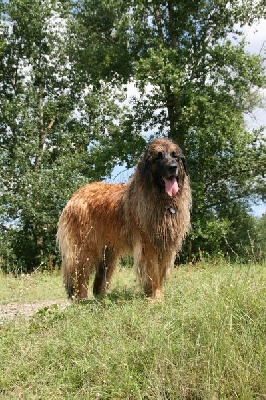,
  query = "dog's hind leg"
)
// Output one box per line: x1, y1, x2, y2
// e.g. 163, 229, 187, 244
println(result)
93, 246, 118, 297
63, 245, 98, 301
64, 262, 91, 301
